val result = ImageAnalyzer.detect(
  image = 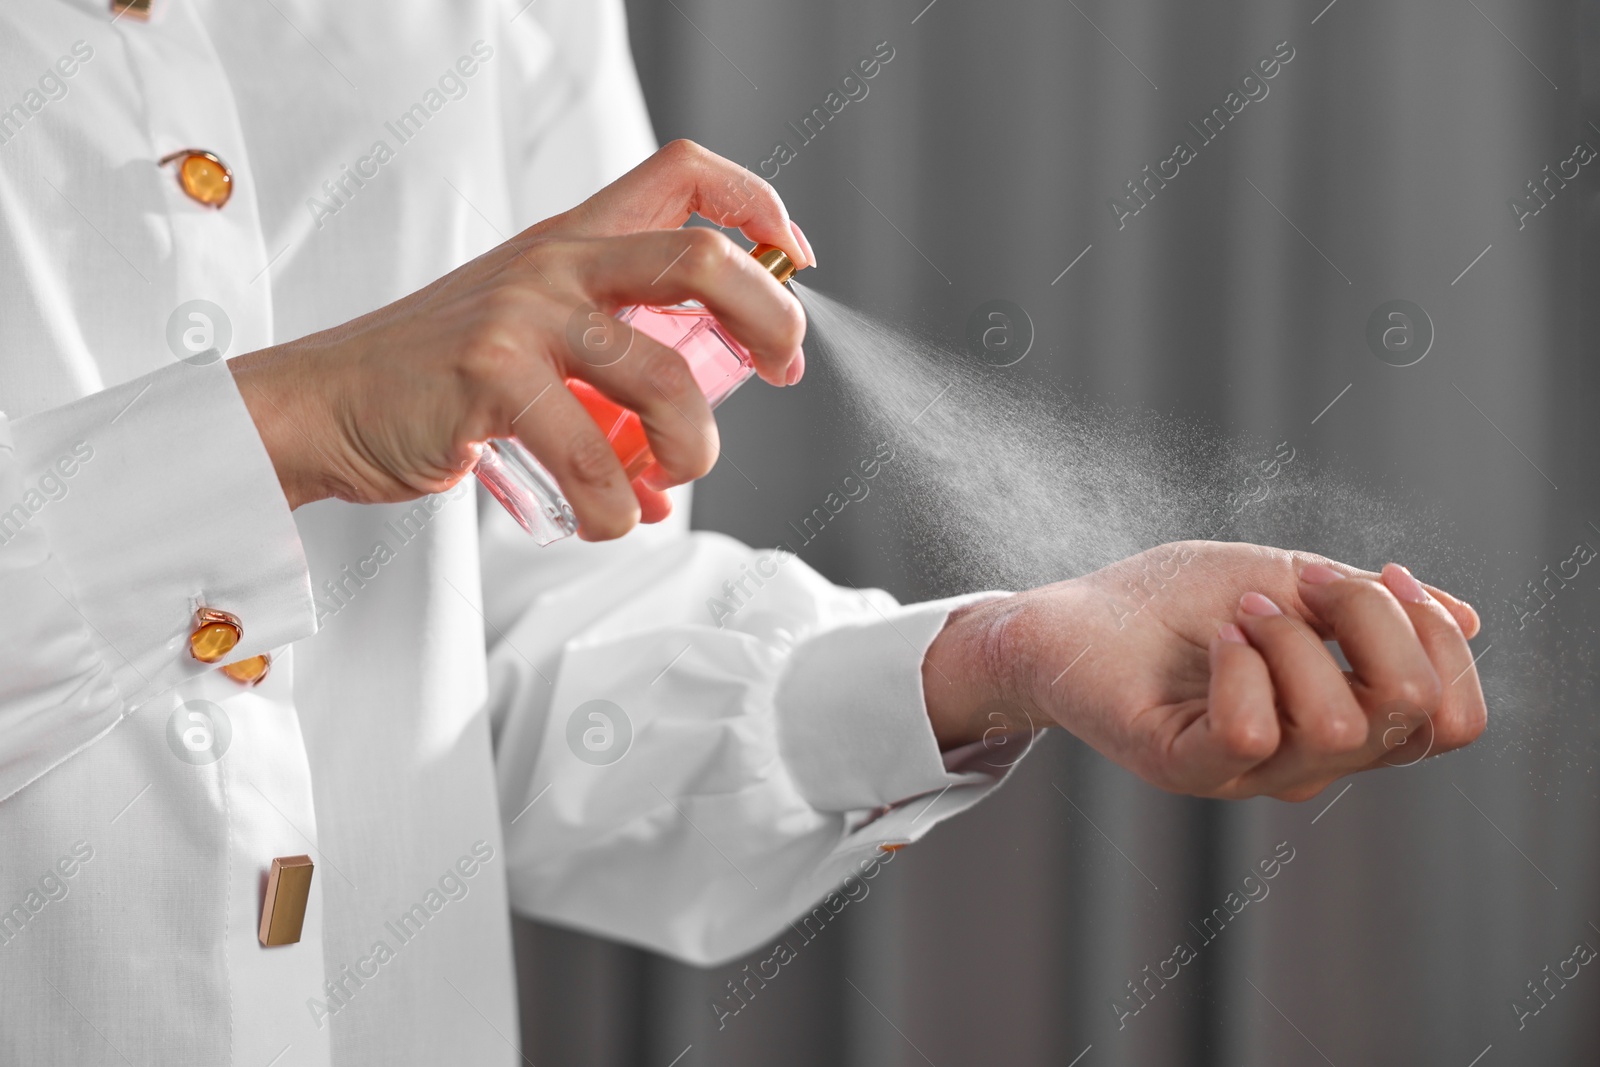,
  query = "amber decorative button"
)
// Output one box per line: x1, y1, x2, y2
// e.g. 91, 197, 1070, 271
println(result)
159, 149, 233, 209
189, 608, 242, 663
221, 653, 271, 687
259, 855, 314, 947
